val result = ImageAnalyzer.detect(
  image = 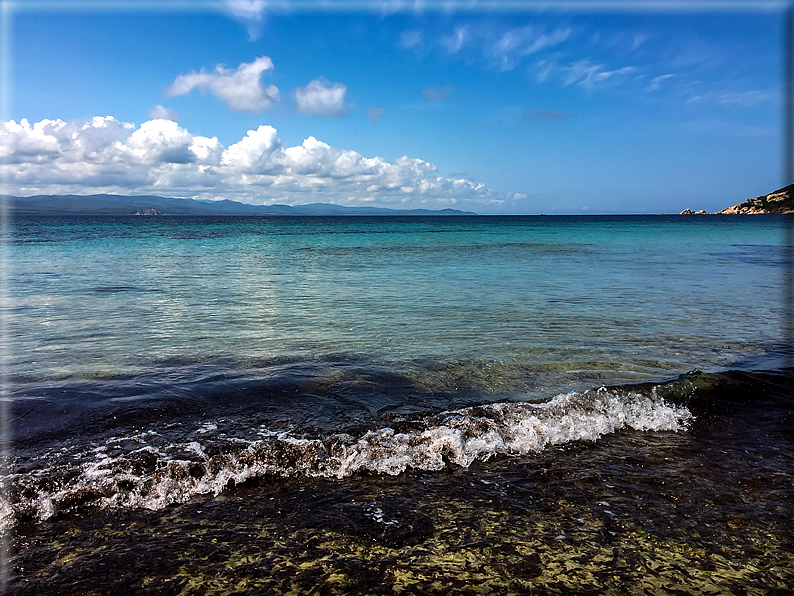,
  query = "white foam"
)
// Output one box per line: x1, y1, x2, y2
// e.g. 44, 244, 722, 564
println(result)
0, 387, 692, 529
